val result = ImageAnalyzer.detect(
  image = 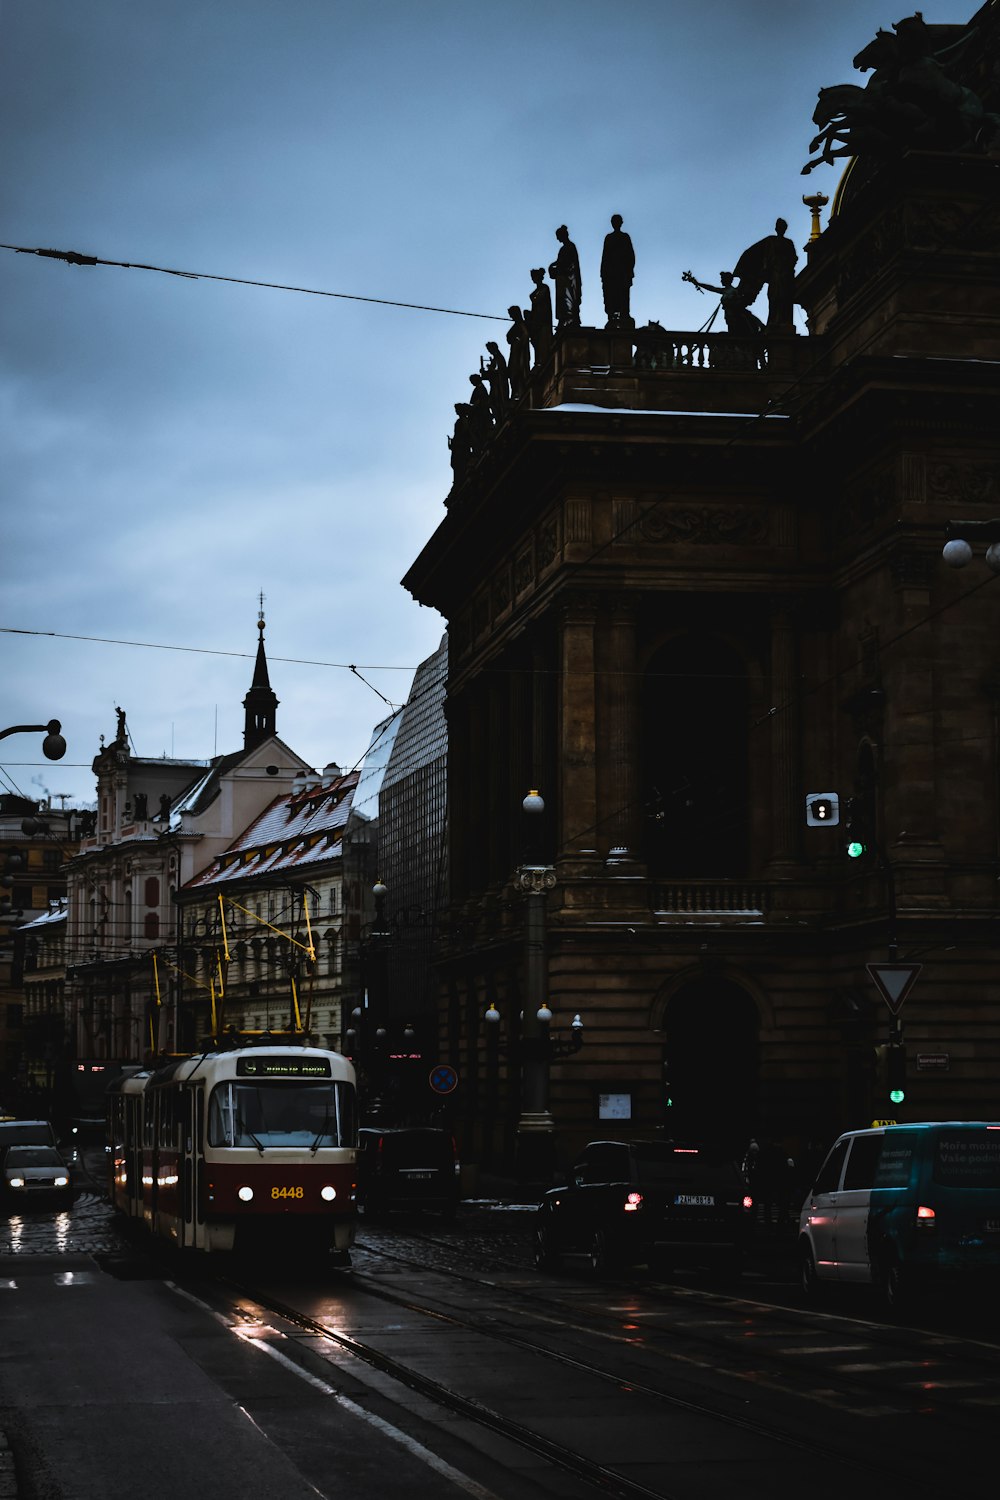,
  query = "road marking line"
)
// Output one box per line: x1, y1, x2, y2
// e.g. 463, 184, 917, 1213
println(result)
167, 1282, 503, 1500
